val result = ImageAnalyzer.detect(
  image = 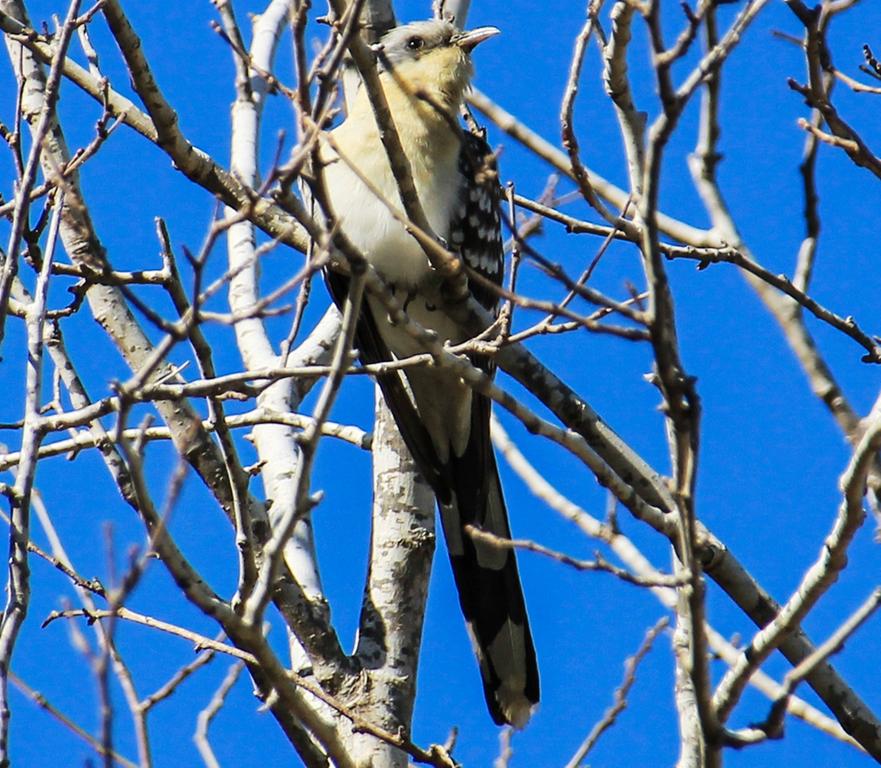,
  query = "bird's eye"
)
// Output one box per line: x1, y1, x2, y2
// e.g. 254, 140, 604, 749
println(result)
407, 36, 424, 50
